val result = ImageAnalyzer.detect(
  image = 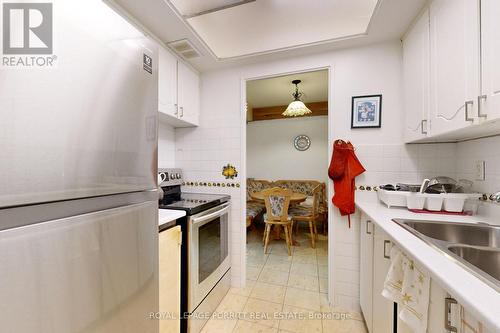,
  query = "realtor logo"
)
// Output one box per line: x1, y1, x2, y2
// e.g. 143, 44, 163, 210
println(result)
3, 3, 53, 54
